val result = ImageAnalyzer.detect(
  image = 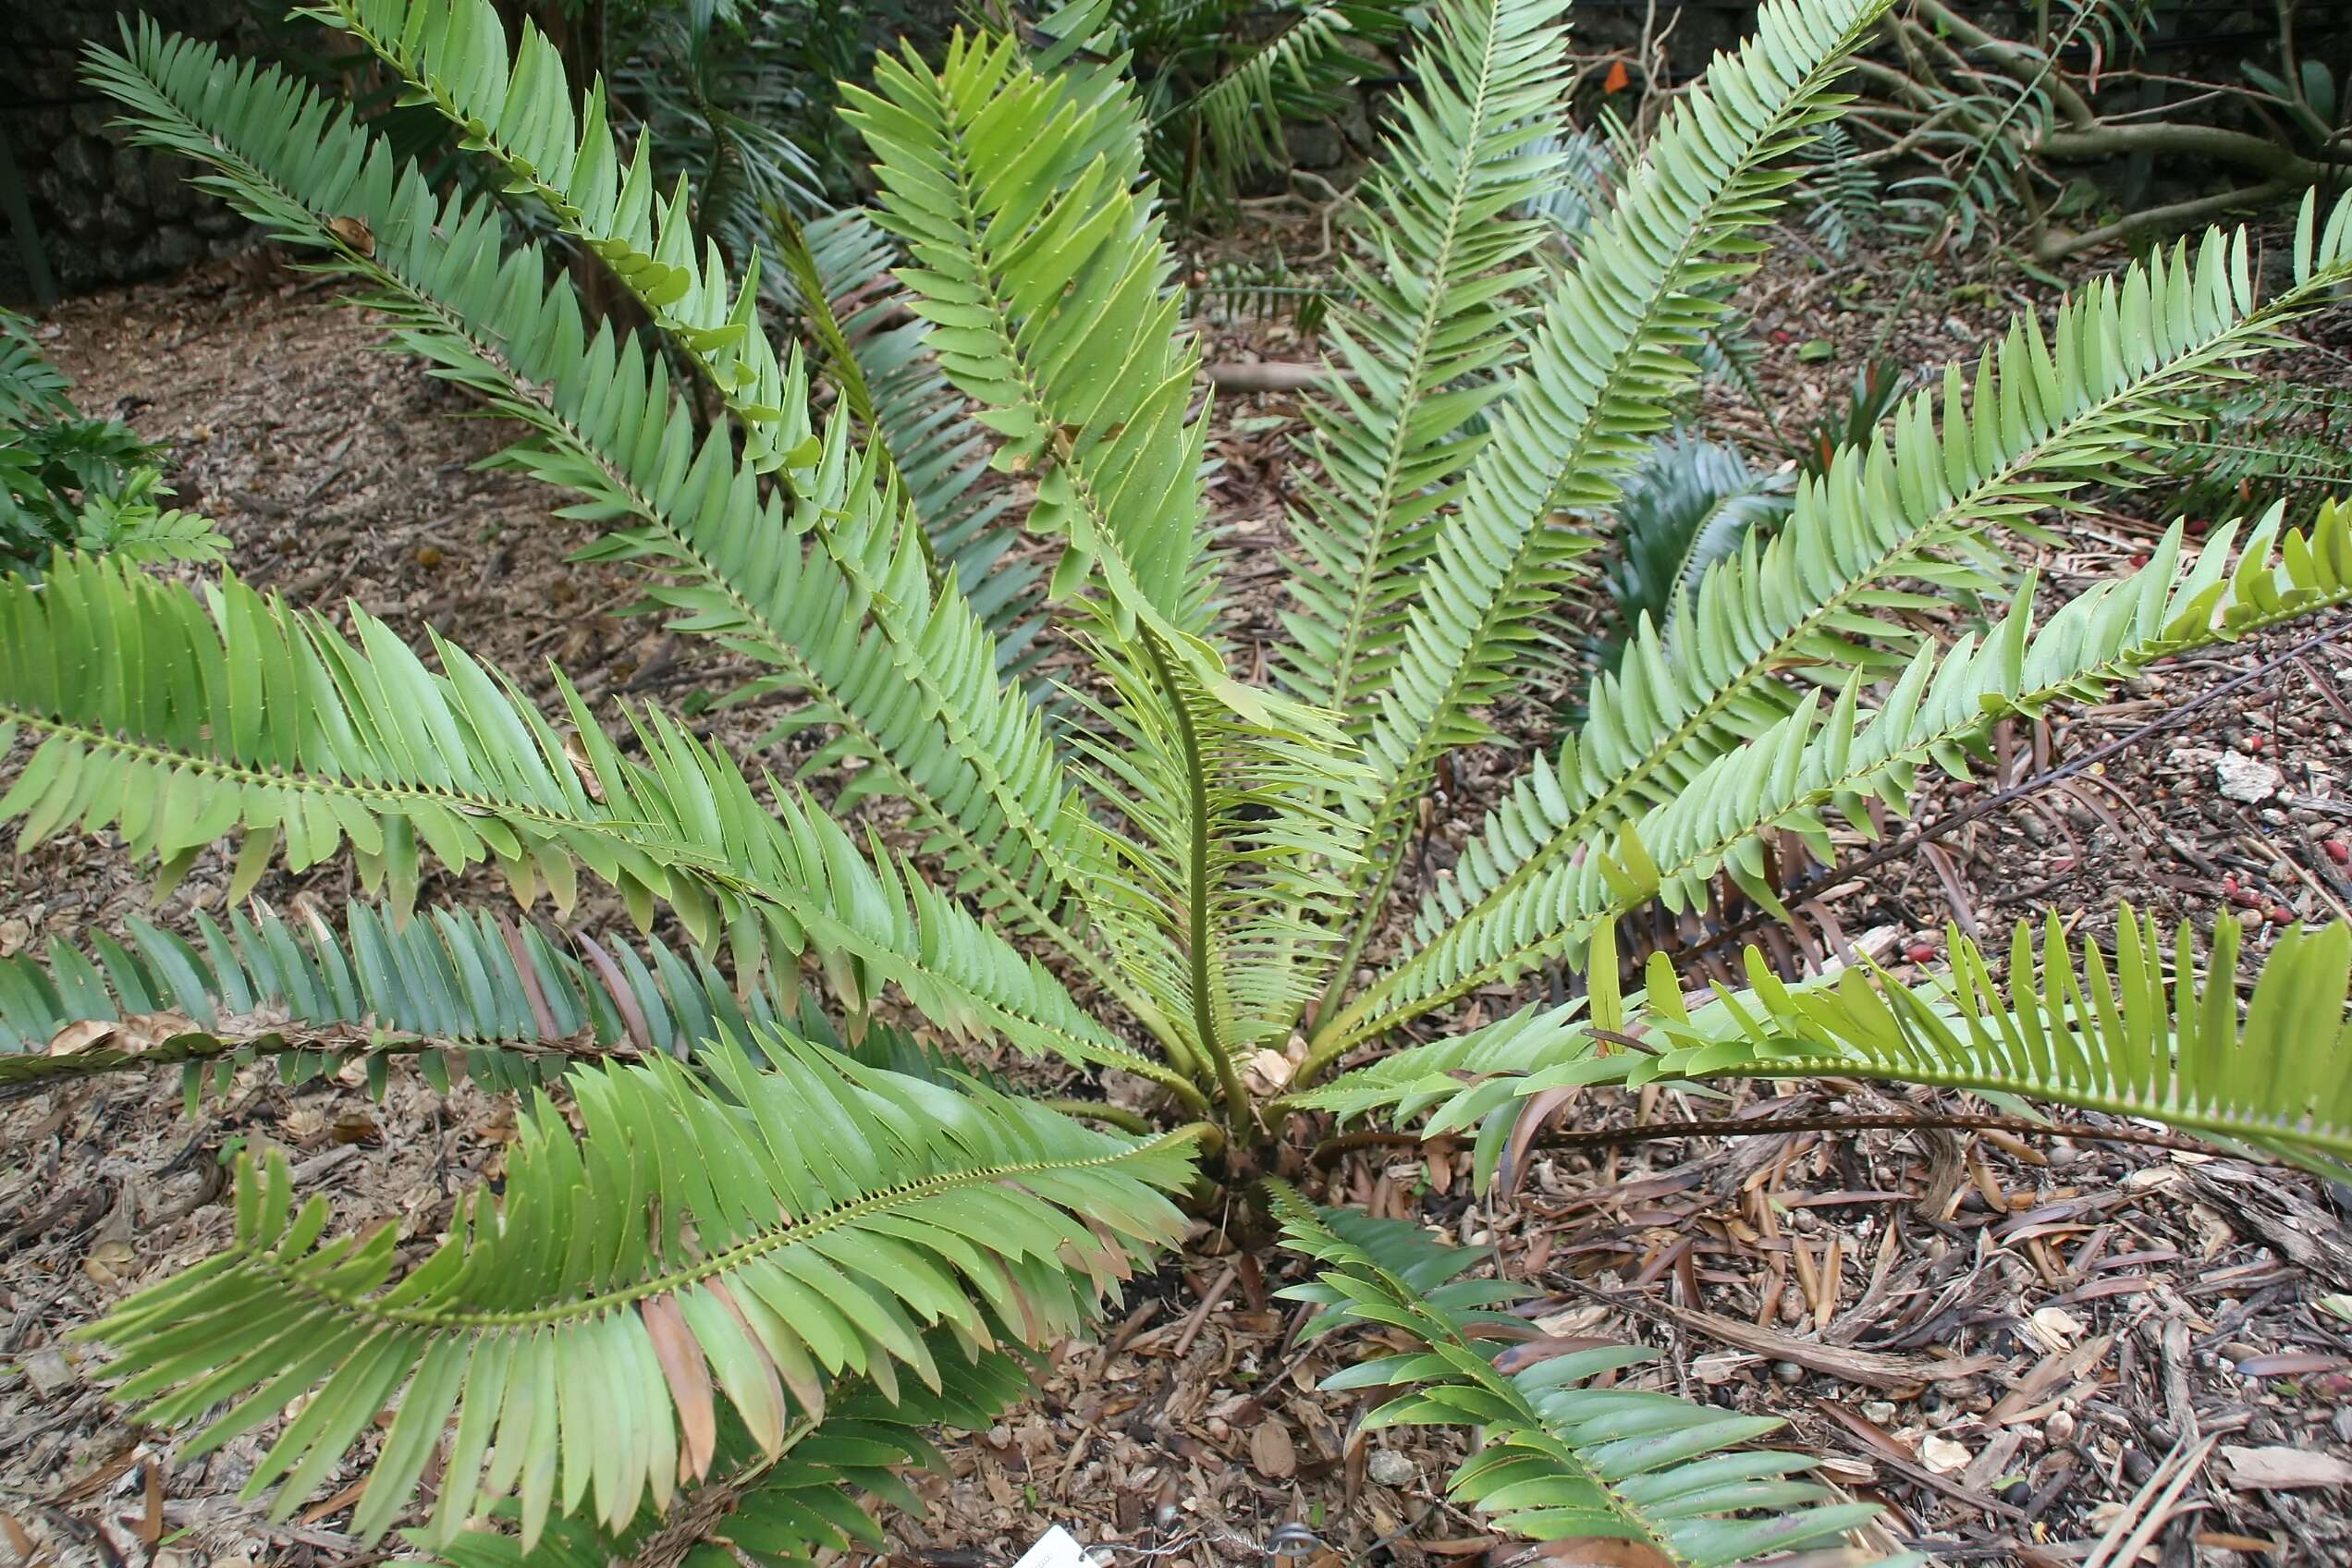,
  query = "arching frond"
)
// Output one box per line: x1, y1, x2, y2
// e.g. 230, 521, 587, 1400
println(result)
0, 900, 793, 1095
87, 26, 1120, 996
844, 32, 1244, 710
1403, 202, 2352, 973
1272, 0, 1574, 723
1307, 904, 2352, 1185
1337, 0, 1896, 924
83, 1030, 1198, 1546
1269, 1187, 1886, 1567
303, 0, 807, 472
1321, 501, 2352, 1055
1154, 0, 1384, 184
0, 556, 1194, 1101
427, 1349, 1032, 1568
